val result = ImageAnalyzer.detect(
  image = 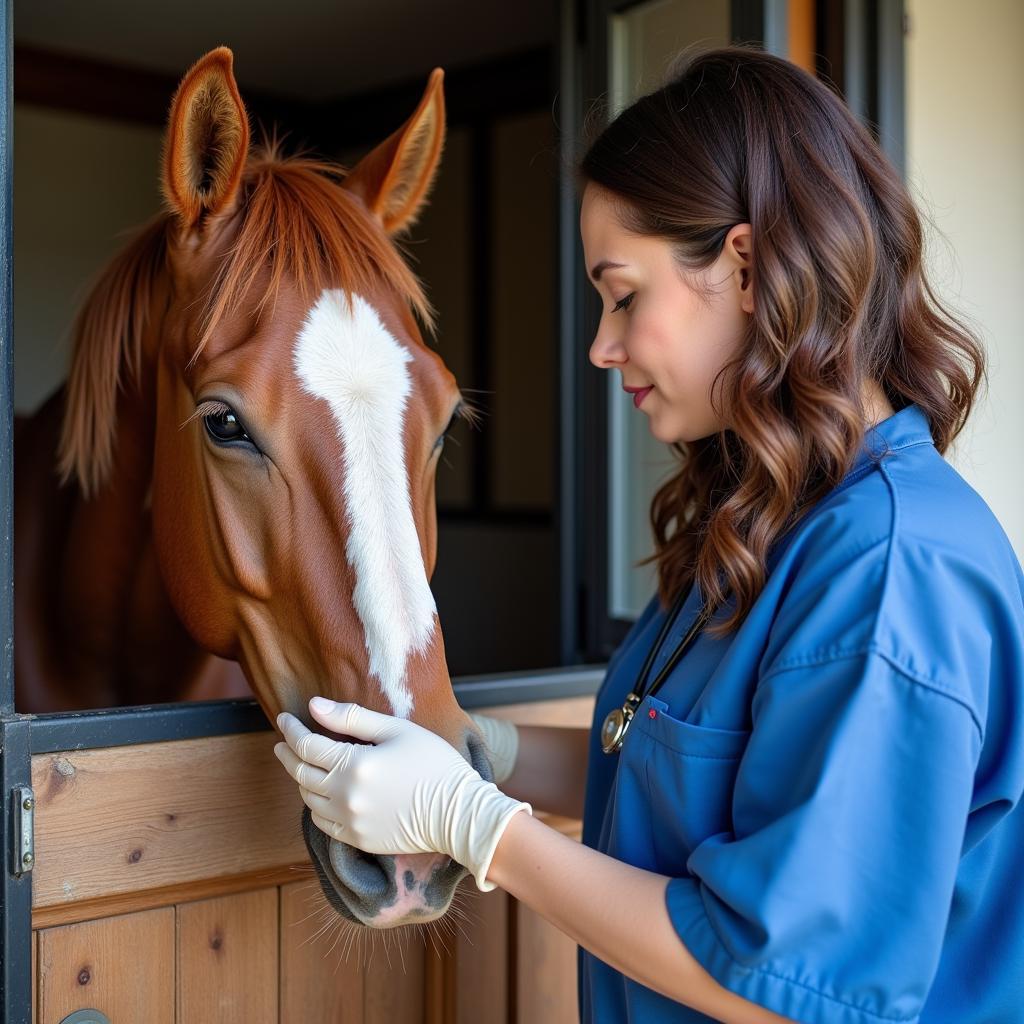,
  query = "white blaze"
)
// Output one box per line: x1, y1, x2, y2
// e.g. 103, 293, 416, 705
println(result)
292, 289, 437, 719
